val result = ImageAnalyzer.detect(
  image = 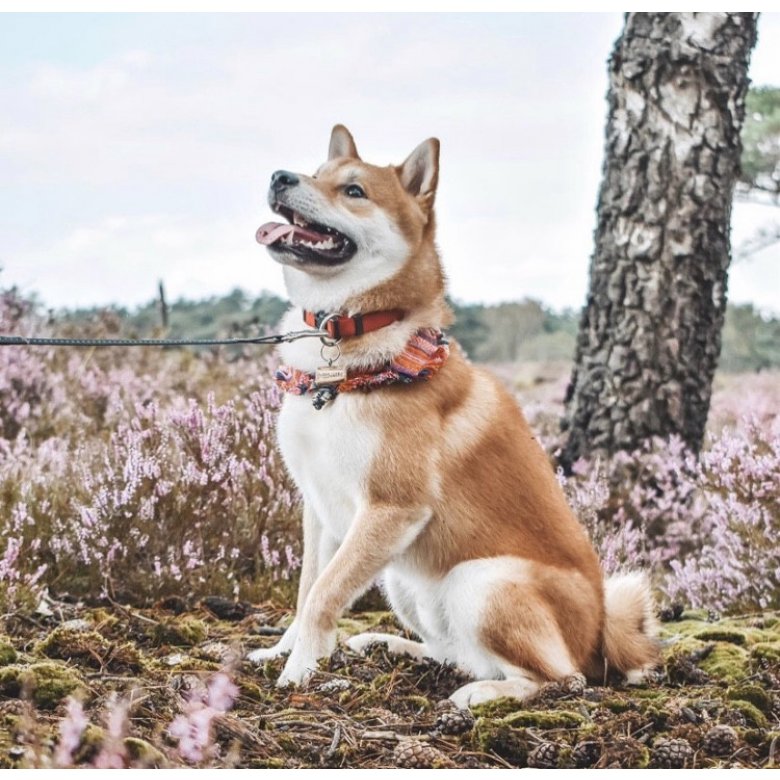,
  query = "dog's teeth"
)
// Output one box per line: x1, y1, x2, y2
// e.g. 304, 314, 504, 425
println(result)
293, 212, 307, 227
